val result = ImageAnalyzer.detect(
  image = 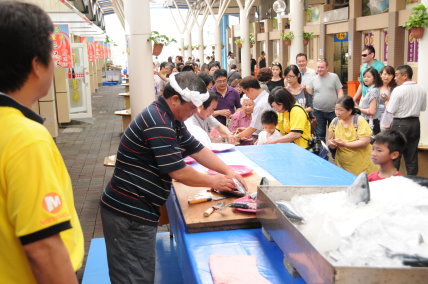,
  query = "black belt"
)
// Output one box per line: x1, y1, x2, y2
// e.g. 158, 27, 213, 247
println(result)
393, 117, 418, 120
